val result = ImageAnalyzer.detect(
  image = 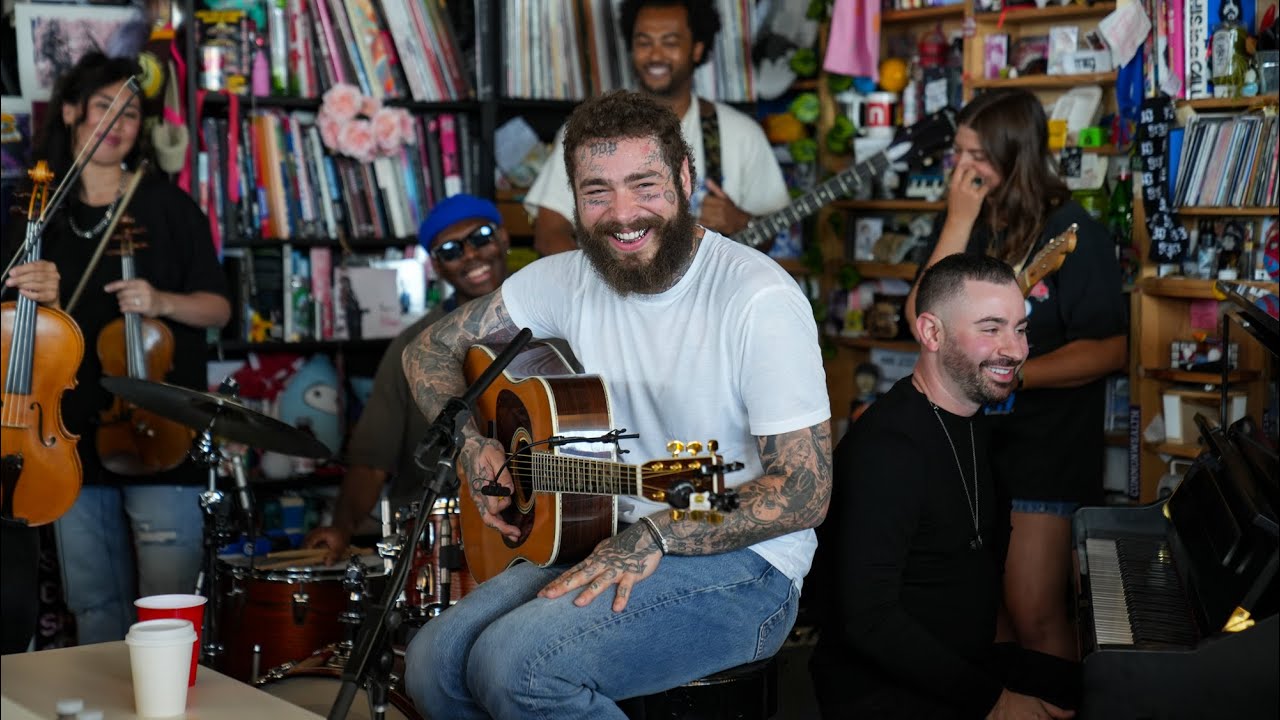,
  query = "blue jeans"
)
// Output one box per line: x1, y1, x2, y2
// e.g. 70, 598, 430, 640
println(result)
54, 485, 205, 644
405, 547, 799, 720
